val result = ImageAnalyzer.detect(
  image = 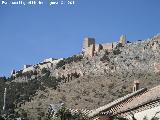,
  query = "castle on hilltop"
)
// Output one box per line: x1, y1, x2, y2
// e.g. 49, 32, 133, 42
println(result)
82, 35, 126, 57
10, 35, 127, 78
